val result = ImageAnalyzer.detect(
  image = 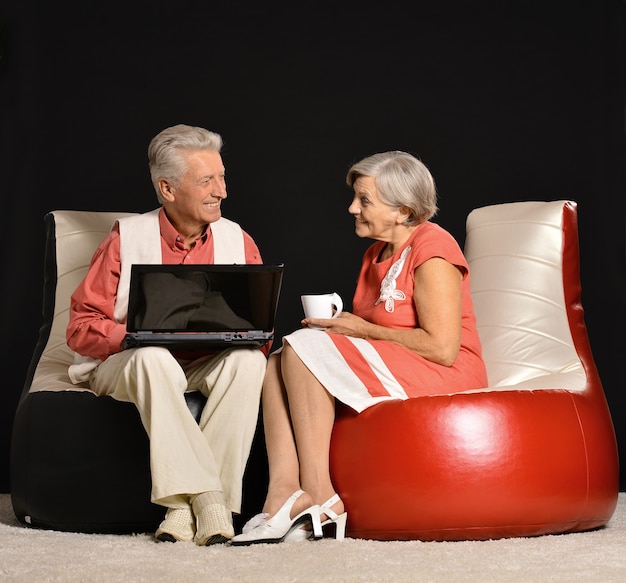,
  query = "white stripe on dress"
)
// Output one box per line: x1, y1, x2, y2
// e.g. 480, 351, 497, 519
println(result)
345, 336, 408, 400
283, 328, 408, 413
